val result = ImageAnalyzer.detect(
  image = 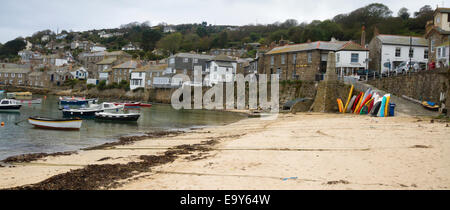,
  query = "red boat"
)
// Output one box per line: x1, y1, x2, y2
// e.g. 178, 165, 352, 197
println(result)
113, 102, 152, 108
